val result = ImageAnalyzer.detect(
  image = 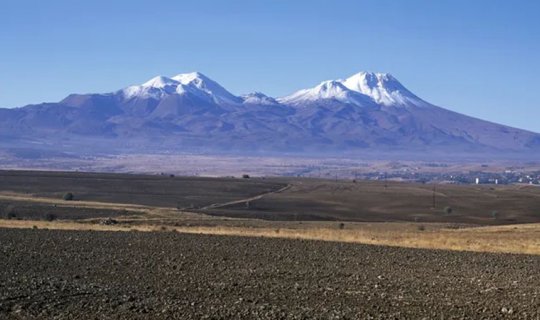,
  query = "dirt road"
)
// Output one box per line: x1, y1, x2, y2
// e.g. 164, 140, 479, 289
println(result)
200, 184, 291, 210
